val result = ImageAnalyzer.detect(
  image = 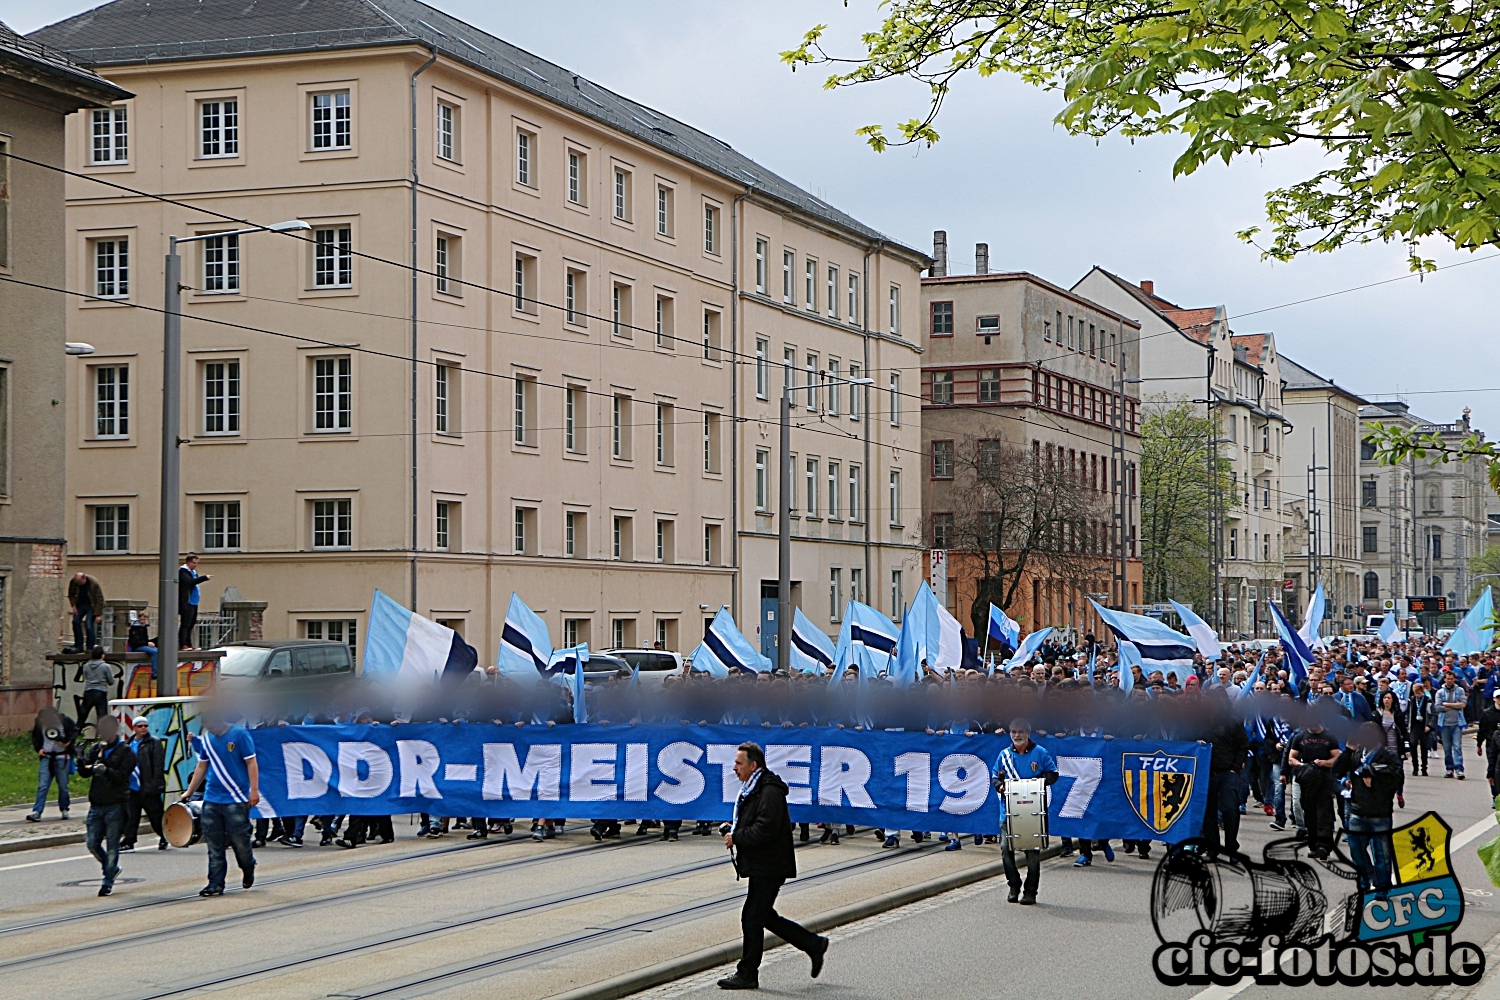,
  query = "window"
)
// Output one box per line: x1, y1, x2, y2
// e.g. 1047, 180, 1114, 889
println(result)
656, 402, 674, 466
755, 238, 768, 293
203, 361, 240, 435
435, 236, 451, 294
828, 266, 839, 318
976, 316, 1000, 335
655, 295, 674, 348
203, 501, 241, 550
94, 365, 129, 438
1429, 533, 1443, 561
931, 301, 954, 336
302, 619, 358, 656
604, 286, 631, 342
513, 252, 537, 313
567, 150, 584, 204
827, 360, 840, 417
933, 512, 954, 549
889, 285, 901, 335
827, 461, 840, 518
313, 357, 352, 432
513, 375, 536, 446
437, 102, 457, 161
1364, 572, 1380, 600
702, 309, 721, 360
703, 411, 721, 473
978, 368, 1000, 404
703, 203, 719, 254
891, 570, 903, 620
659, 619, 676, 648
91, 106, 128, 163
806, 459, 819, 516
656, 519, 674, 563
849, 465, 861, 521
516, 129, 533, 186
195, 232, 240, 294
312, 499, 352, 549
932, 440, 954, 479
704, 523, 720, 565
612, 619, 630, 648
0, 142, 6, 269
563, 619, 588, 647
199, 99, 238, 157
849, 364, 861, 420
313, 227, 352, 287
612, 394, 632, 459
1362, 480, 1378, 507
1044, 320, 1052, 342
312, 91, 350, 149
850, 567, 863, 606
565, 512, 584, 557
656, 185, 673, 236
756, 449, 770, 511
1363, 525, 1379, 553
889, 469, 902, 524
565, 386, 584, 454
1361, 437, 1377, 461
613, 168, 631, 220
565, 268, 585, 325
514, 507, 536, 555
612, 516, 632, 560
93, 505, 129, 552
830, 568, 843, 622
848, 273, 860, 325
805, 353, 819, 412
889, 373, 901, 427
805, 259, 817, 311
931, 371, 953, 405
755, 338, 769, 399
783, 250, 795, 304
1229, 527, 1238, 559
434, 364, 453, 435
1261, 480, 1270, 509
1263, 533, 1270, 561
93, 238, 128, 298
783, 346, 796, 393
